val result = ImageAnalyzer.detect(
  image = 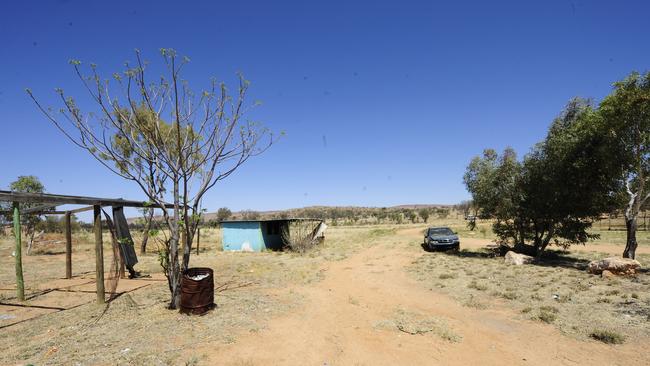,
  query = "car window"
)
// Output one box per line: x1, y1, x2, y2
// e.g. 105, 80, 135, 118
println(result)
428, 228, 453, 236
